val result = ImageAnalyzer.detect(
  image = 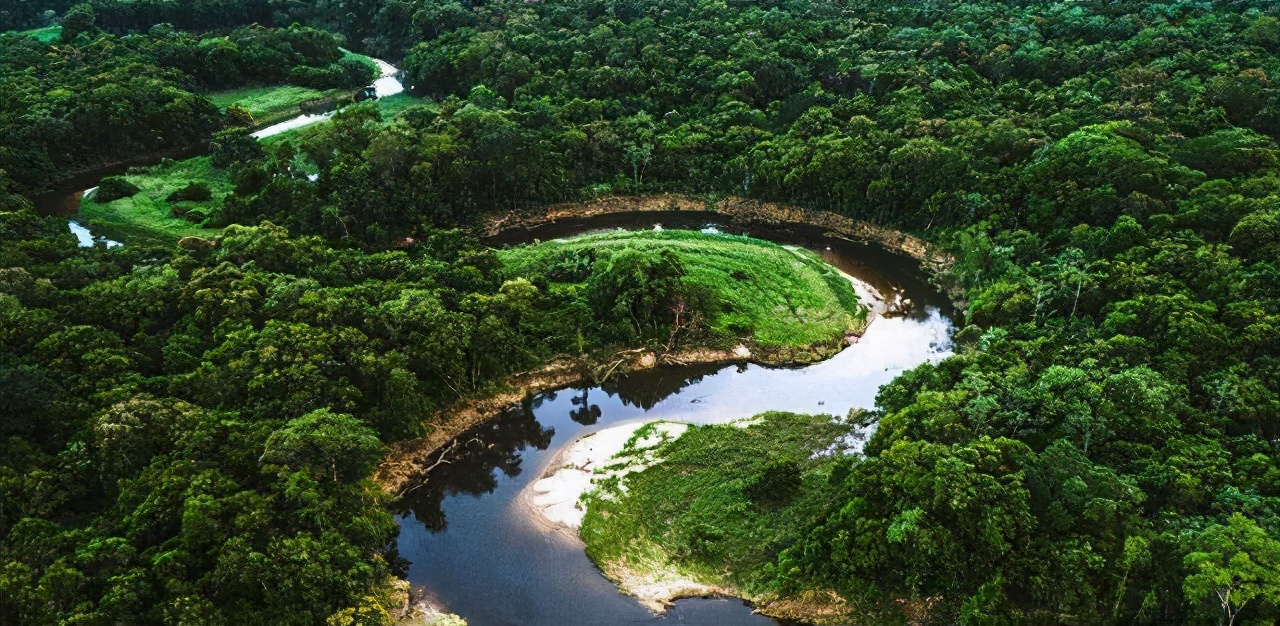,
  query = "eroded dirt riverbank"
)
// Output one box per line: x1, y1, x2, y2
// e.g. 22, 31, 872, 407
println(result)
485, 194, 949, 268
